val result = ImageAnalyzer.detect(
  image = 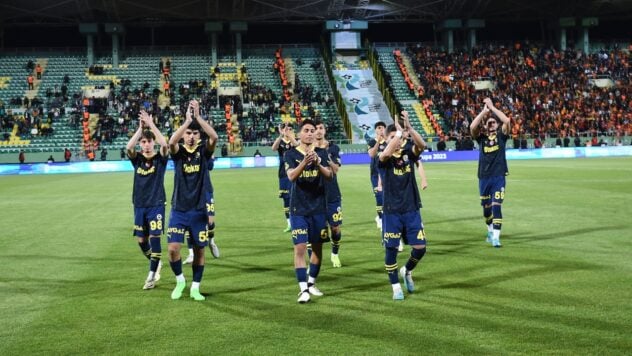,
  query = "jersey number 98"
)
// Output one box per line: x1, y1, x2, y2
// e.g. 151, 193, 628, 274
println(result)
150, 220, 163, 231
